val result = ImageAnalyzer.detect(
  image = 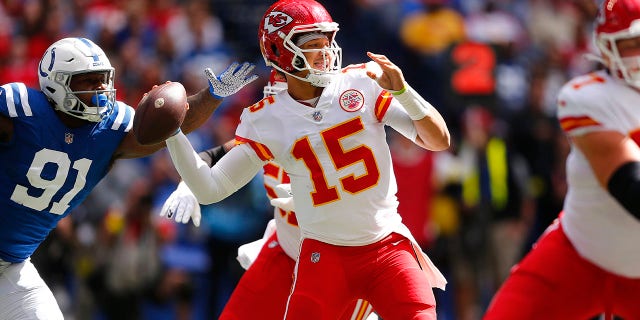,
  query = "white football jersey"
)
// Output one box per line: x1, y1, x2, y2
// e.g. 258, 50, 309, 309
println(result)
557, 70, 640, 277
236, 69, 417, 246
